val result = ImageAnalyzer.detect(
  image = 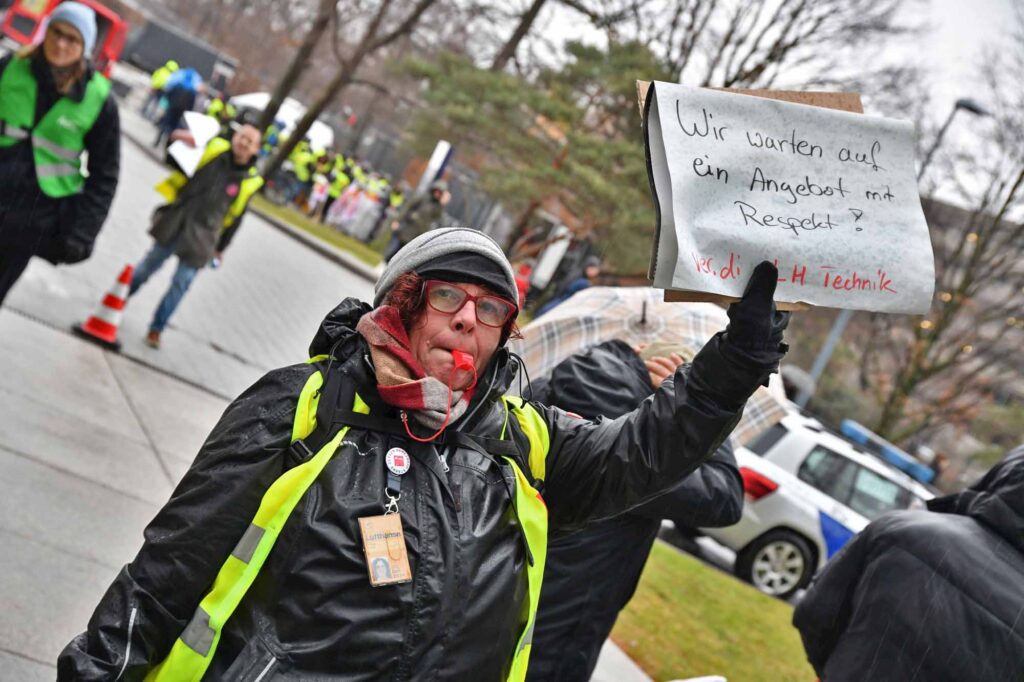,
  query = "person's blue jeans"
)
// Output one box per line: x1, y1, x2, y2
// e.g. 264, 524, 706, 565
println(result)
130, 241, 200, 333
140, 89, 161, 120
286, 176, 312, 204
